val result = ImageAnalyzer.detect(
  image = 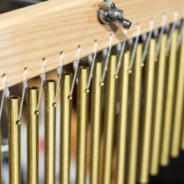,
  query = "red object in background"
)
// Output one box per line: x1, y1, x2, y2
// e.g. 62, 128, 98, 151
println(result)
39, 137, 44, 156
